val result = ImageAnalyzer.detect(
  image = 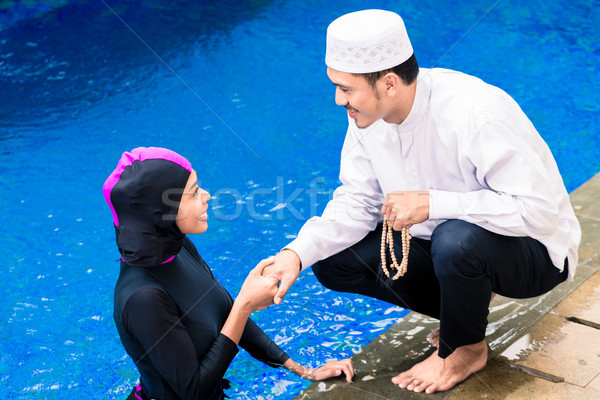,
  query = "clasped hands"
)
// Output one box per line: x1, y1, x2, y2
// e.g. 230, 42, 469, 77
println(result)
240, 252, 353, 382
257, 191, 430, 304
